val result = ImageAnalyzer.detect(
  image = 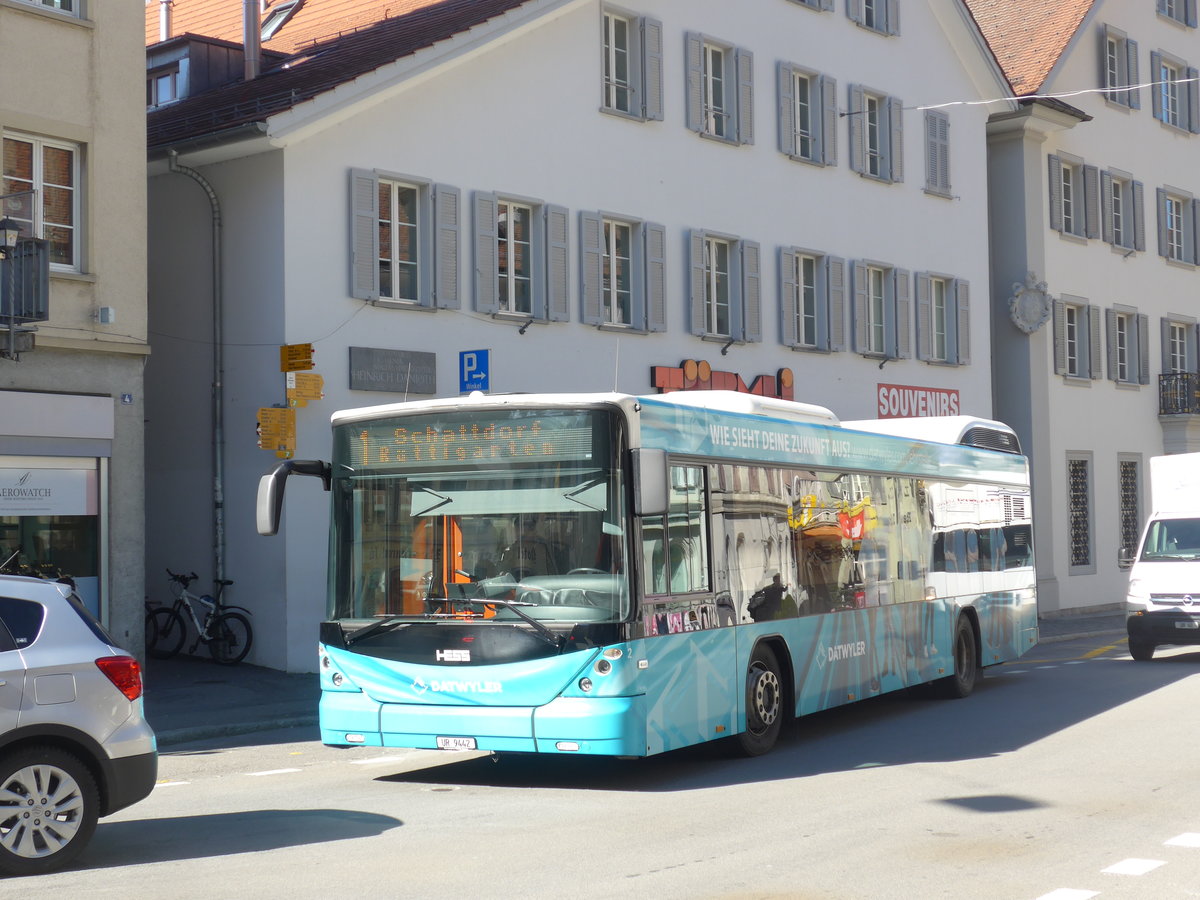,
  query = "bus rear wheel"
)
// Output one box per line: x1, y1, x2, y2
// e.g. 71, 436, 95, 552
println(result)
939, 615, 979, 699
735, 645, 784, 757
